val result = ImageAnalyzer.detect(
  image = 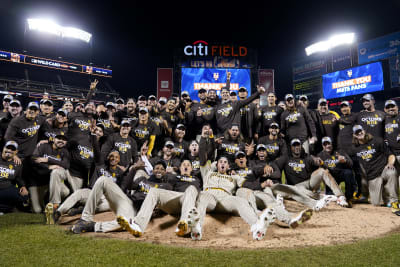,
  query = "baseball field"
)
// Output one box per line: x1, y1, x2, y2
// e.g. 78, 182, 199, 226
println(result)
1, 204, 399, 267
